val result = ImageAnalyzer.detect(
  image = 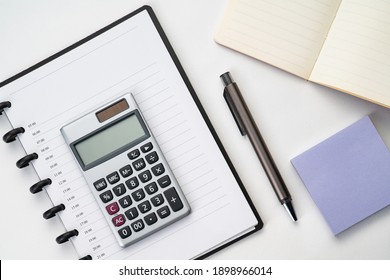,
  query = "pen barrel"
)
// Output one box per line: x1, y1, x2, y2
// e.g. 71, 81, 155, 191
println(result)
224, 83, 291, 203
